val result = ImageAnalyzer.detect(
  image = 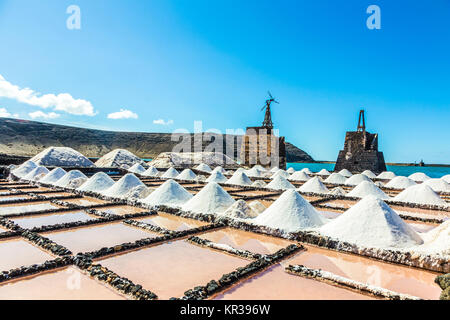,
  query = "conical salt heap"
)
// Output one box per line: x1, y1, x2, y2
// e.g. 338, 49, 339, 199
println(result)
11, 161, 37, 178
161, 167, 179, 179
347, 181, 389, 200
77, 172, 115, 193
320, 196, 423, 248
53, 170, 87, 188
300, 168, 313, 175
252, 180, 267, 188
40, 167, 67, 184
330, 187, 347, 196
317, 169, 331, 176
441, 174, 450, 183
253, 189, 326, 232
289, 171, 311, 182
182, 182, 235, 215
195, 163, 212, 173
226, 171, 252, 186
95, 149, 142, 169
416, 220, 450, 256
245, 167, 266, 178
212, 166, 226, 174
377, 171, 397, 180
361, 170, 377, 179
206, 170, 228, 183
324, 173, 347, 184
338, 169, 352, 177
385, 176, 417, 189
141, 166, 159, 177
22, 166, 49, 181
265, 175, 295, 191
30, 147, 94, 167
270, 167, 280, 173
423, 178, 450, 192
344, 173, 372, 186
287, 167, 295, 174
102, 173, 145, 198
142, 179, 193, 207
128, 163, 146, 175
270, 169, 290, 179
298, 176, 329, 194
394, 184, 446, 206
223, 200, 259, 219
408, 172, 430, 182
177, 169, 197, 181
